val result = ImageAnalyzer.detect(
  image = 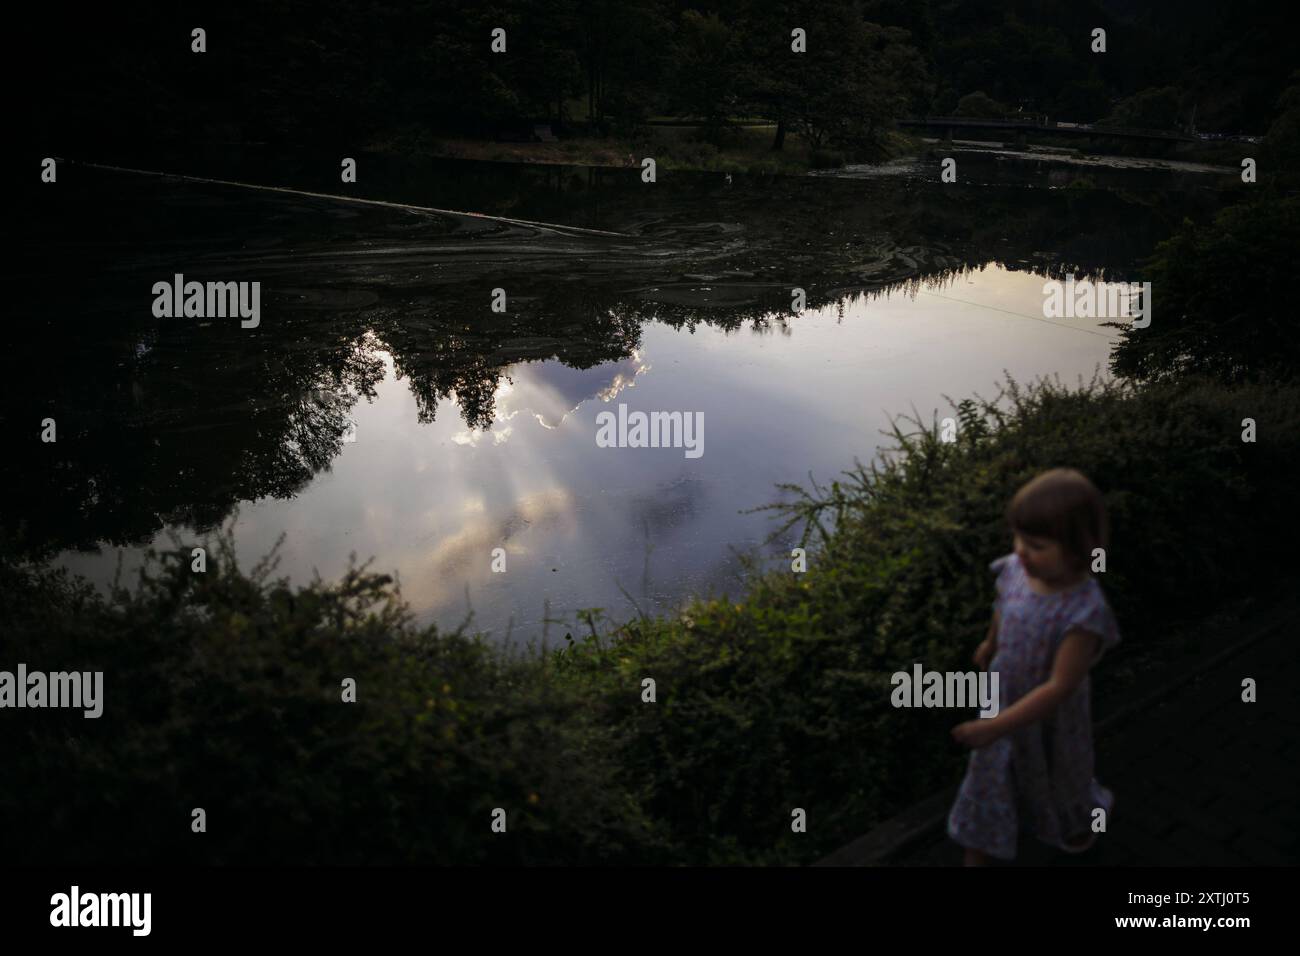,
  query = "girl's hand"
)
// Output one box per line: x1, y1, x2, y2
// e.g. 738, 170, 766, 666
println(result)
973, 638, 995, 670
951, 718, 1002, 749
